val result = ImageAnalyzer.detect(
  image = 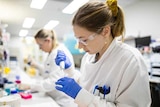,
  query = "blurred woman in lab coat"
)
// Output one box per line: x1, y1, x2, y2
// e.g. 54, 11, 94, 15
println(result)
54, 0, 151, 107
19, 29, 79, 107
